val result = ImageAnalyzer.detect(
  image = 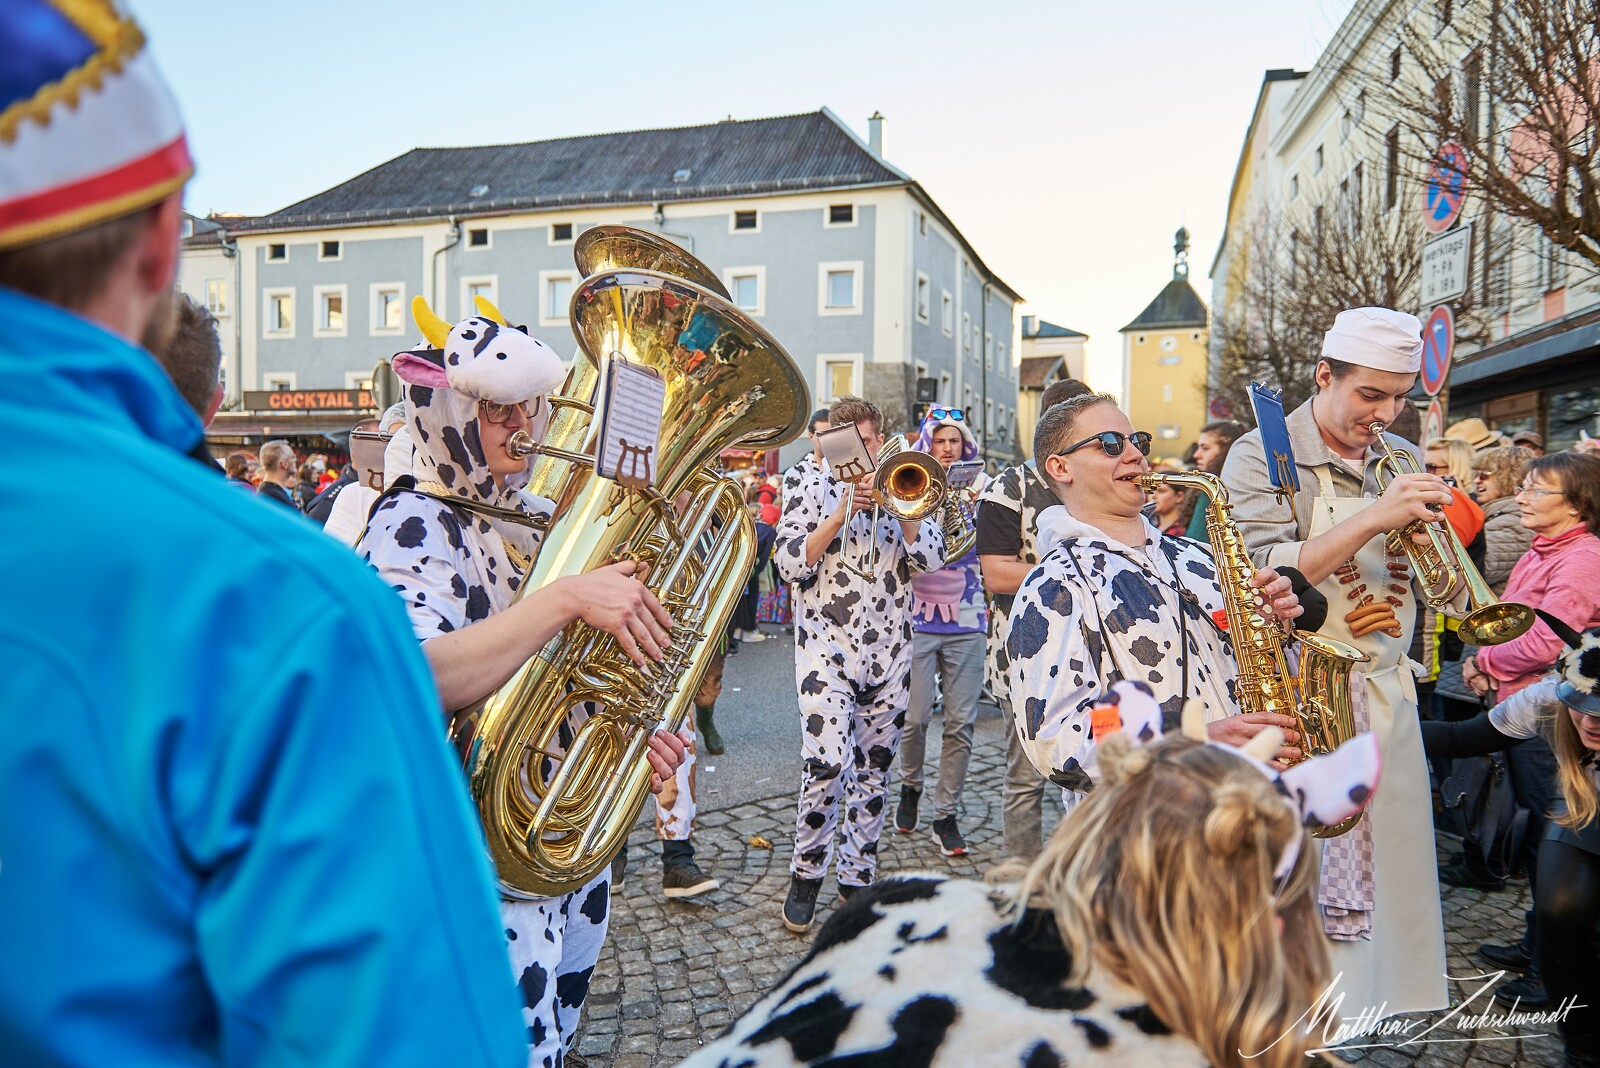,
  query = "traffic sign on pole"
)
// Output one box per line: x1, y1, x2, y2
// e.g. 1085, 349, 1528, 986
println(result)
1423, 141, 1467, 234
1421, 305, 1454, 396
1423, 398, 1445, 444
